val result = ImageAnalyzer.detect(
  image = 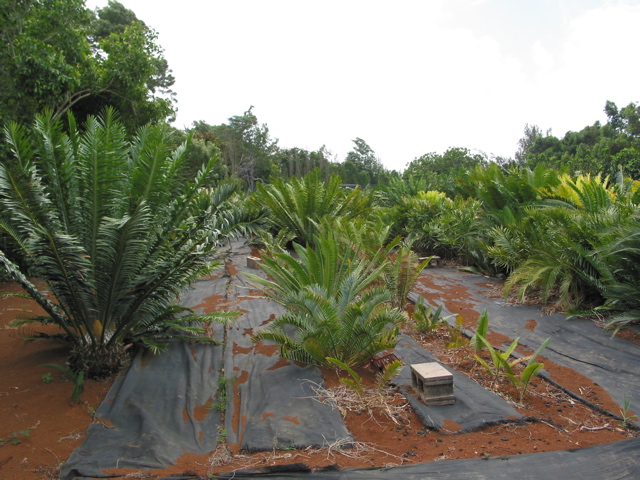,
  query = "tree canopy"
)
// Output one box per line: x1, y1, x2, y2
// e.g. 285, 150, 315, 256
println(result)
0, 0, 175, 131
518, 101, 640, 178
404, 147, 488, 196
